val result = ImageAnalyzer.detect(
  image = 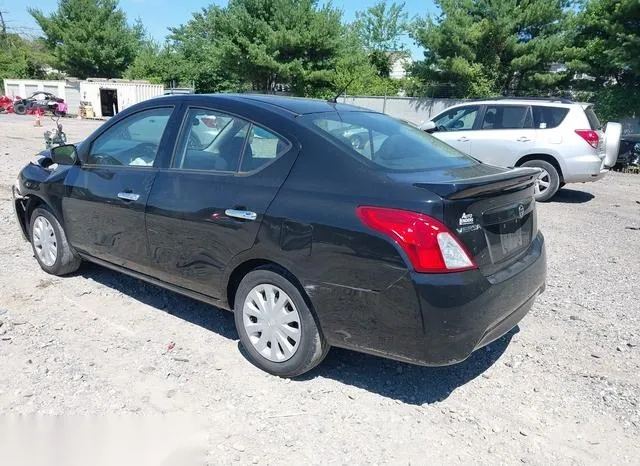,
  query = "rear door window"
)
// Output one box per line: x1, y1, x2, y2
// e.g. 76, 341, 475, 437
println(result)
307, 112, 477, 171
173, 108, 249, 172
239, 125, 291, 172
532, 106, 570, 129
482, 105, 532, 129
